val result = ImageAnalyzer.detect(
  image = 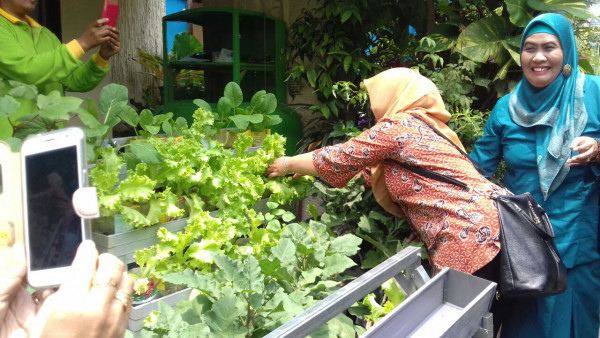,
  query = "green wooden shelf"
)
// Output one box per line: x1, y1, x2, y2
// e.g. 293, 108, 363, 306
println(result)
157, 7, 300, 155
